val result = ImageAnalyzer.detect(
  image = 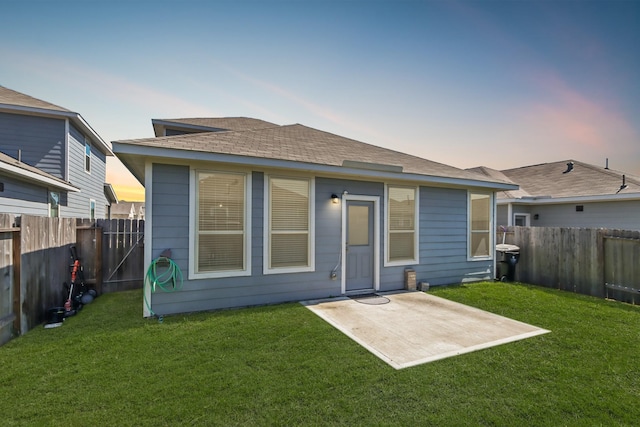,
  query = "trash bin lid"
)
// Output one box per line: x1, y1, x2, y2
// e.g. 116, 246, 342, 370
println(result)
496, 243, 519, 252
